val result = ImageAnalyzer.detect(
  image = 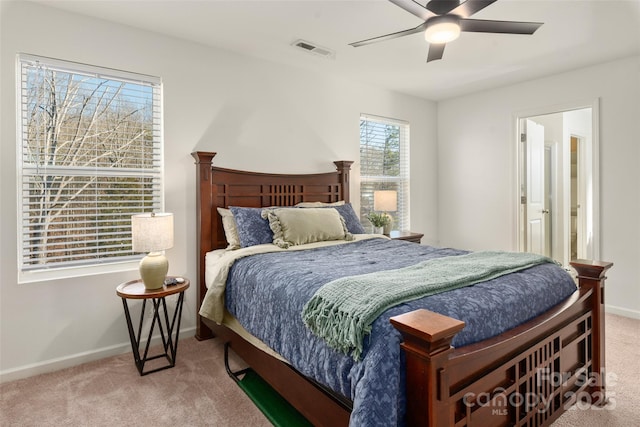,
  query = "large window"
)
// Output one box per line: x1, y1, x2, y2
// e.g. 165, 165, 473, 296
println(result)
17, 54, 162, 282
359, 114, 410, 231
